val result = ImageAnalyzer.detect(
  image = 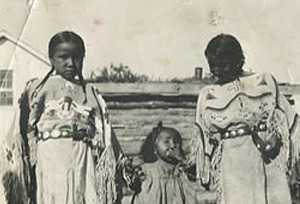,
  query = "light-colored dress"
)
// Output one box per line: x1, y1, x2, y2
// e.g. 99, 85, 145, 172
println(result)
131, 160, 201, 204
194, 73, 300, 204
21, 75, 122, 204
